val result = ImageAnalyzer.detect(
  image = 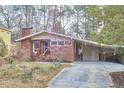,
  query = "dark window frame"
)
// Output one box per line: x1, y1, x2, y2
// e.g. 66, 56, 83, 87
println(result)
58, 41, 64, 46
51, 41, 57, 45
